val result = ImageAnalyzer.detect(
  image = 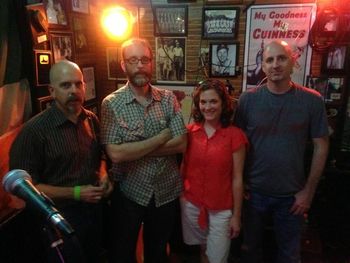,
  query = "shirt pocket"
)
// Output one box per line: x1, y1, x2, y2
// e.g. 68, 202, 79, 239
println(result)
119, 118, 144, 142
